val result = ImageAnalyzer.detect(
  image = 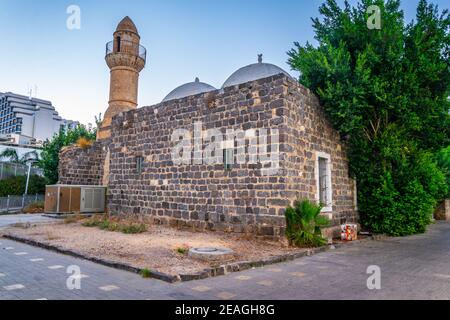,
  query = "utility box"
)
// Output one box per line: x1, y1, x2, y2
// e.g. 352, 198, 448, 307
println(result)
44, 185, 107, 214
